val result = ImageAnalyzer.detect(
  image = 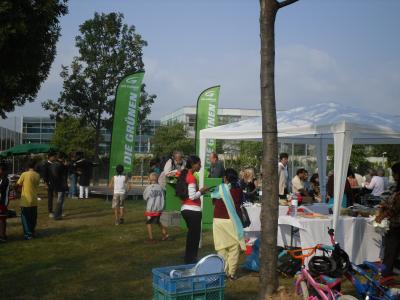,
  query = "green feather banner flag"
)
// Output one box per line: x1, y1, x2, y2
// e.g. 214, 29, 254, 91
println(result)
109, 72, 144, 179
195, 85, 220, 169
